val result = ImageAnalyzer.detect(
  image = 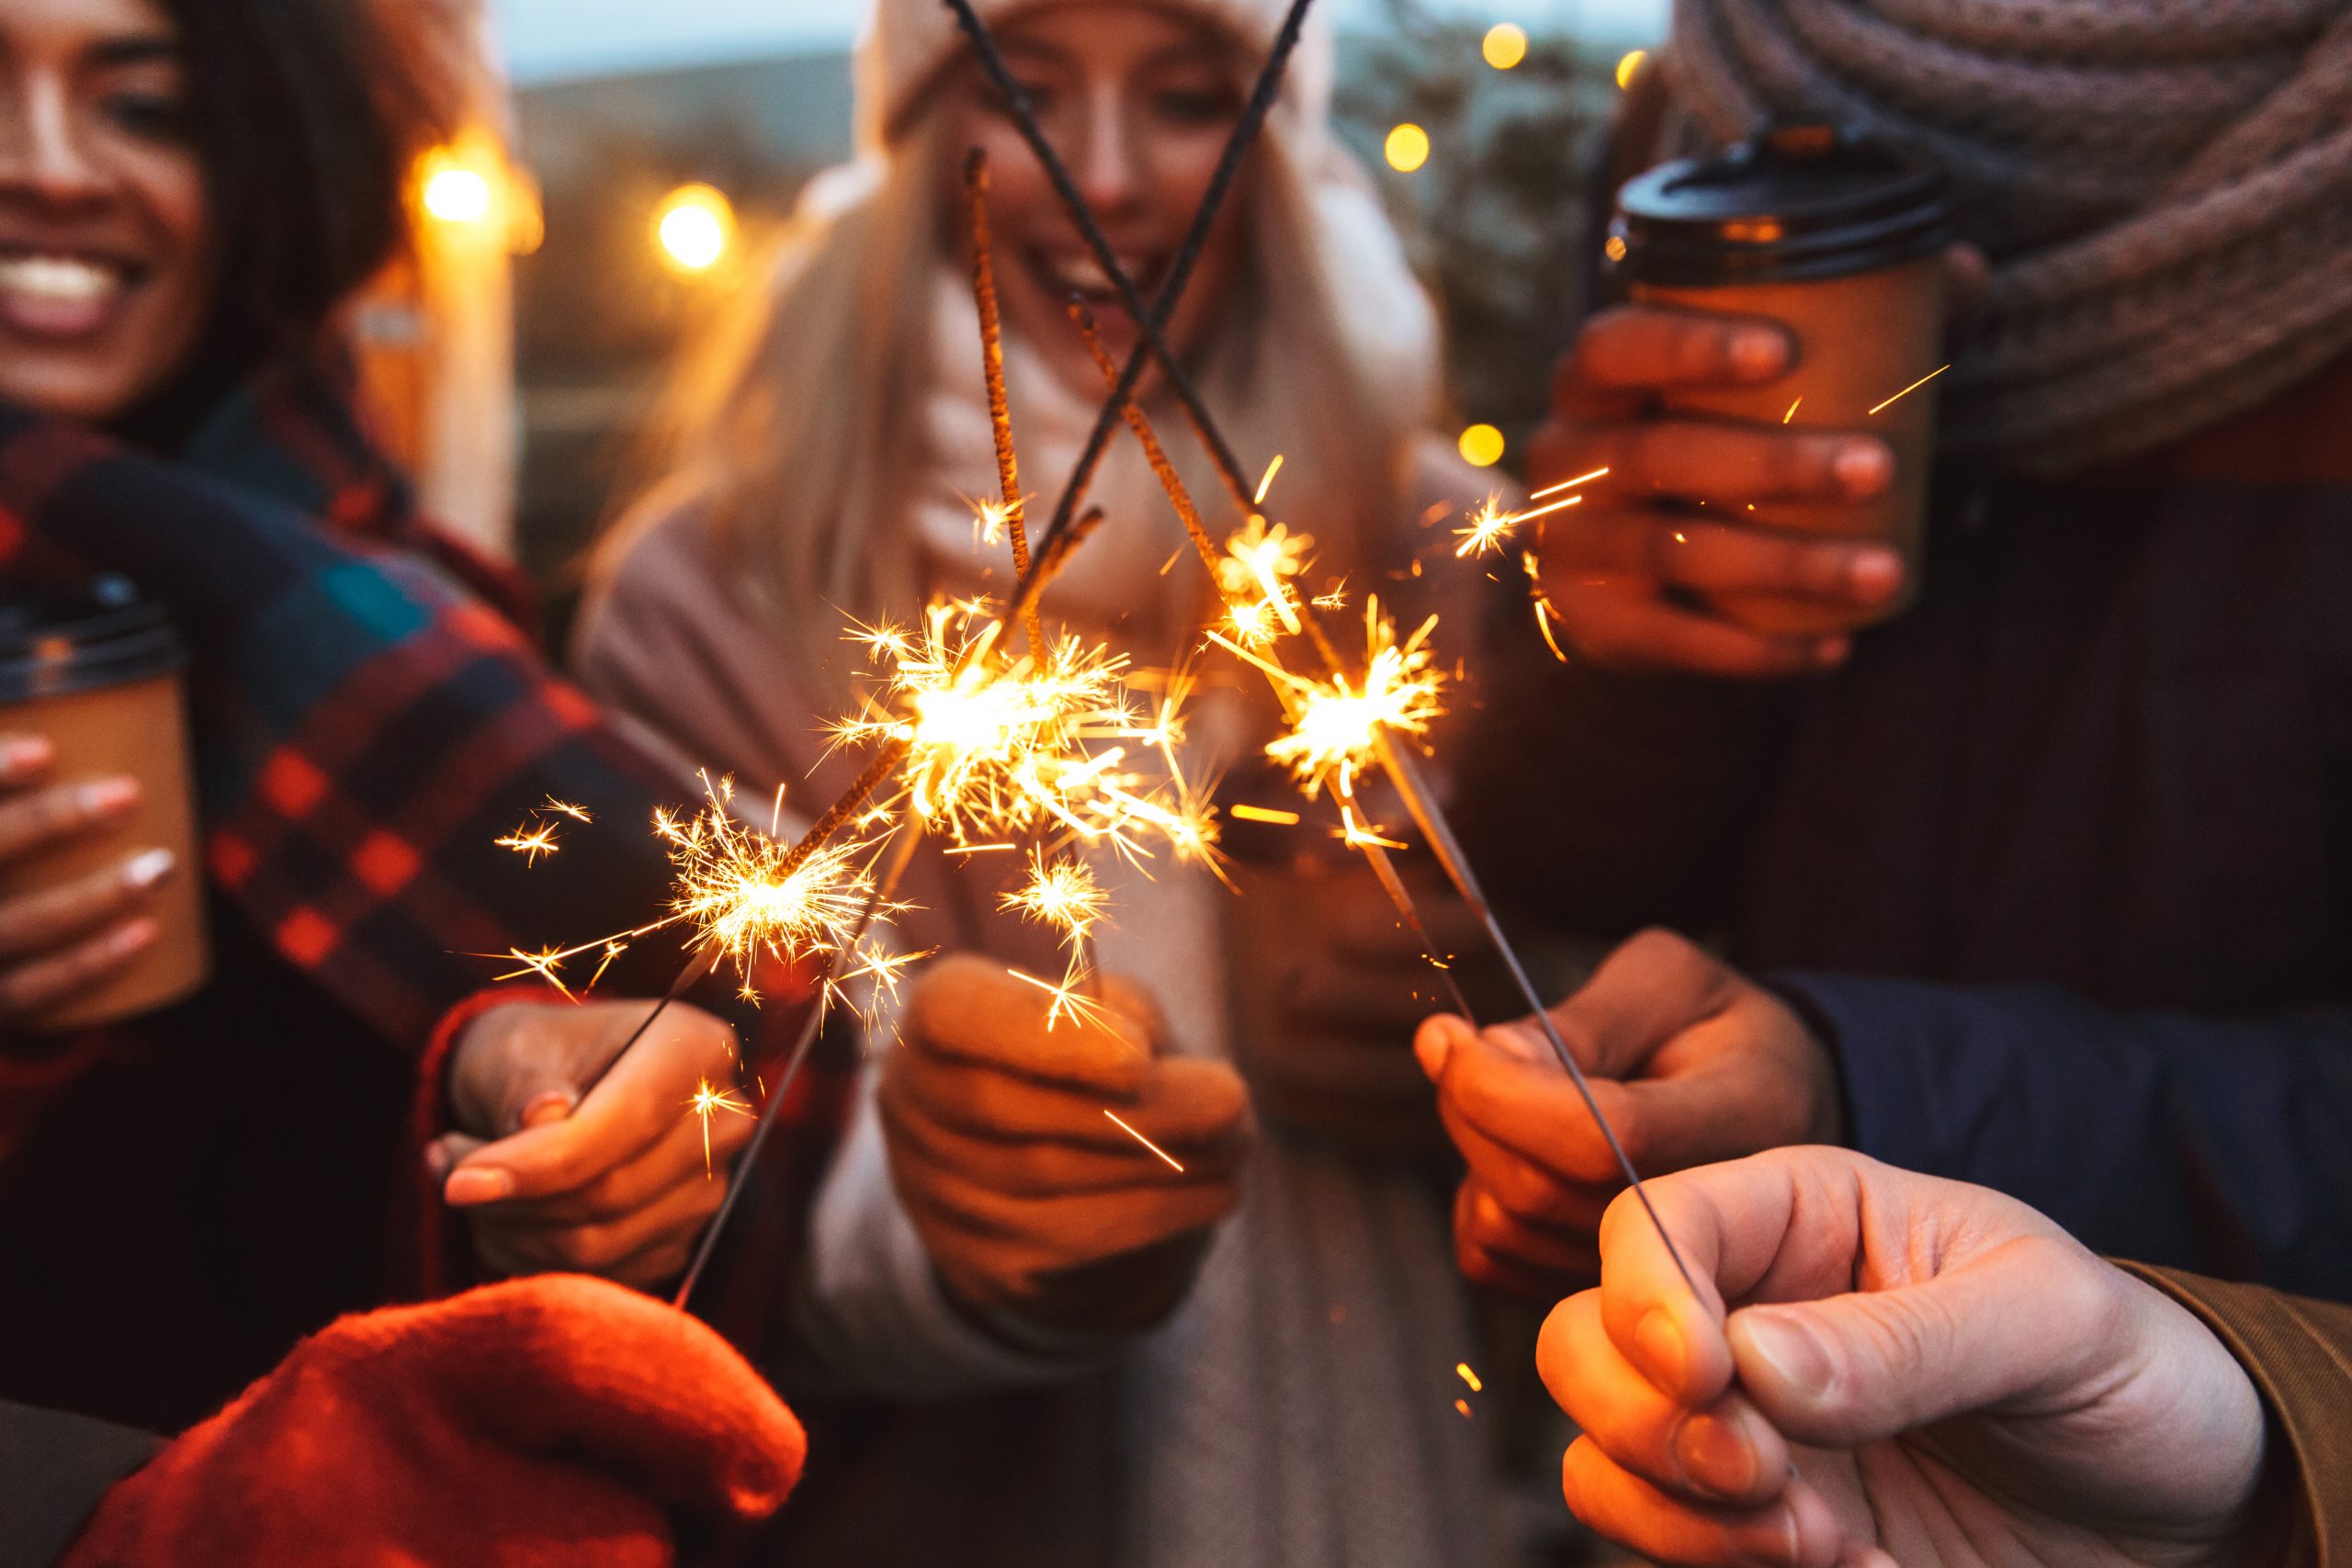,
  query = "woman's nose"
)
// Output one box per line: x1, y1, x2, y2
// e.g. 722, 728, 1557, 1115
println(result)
1069, 85, 1144, 219
0, 76, 111, 206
